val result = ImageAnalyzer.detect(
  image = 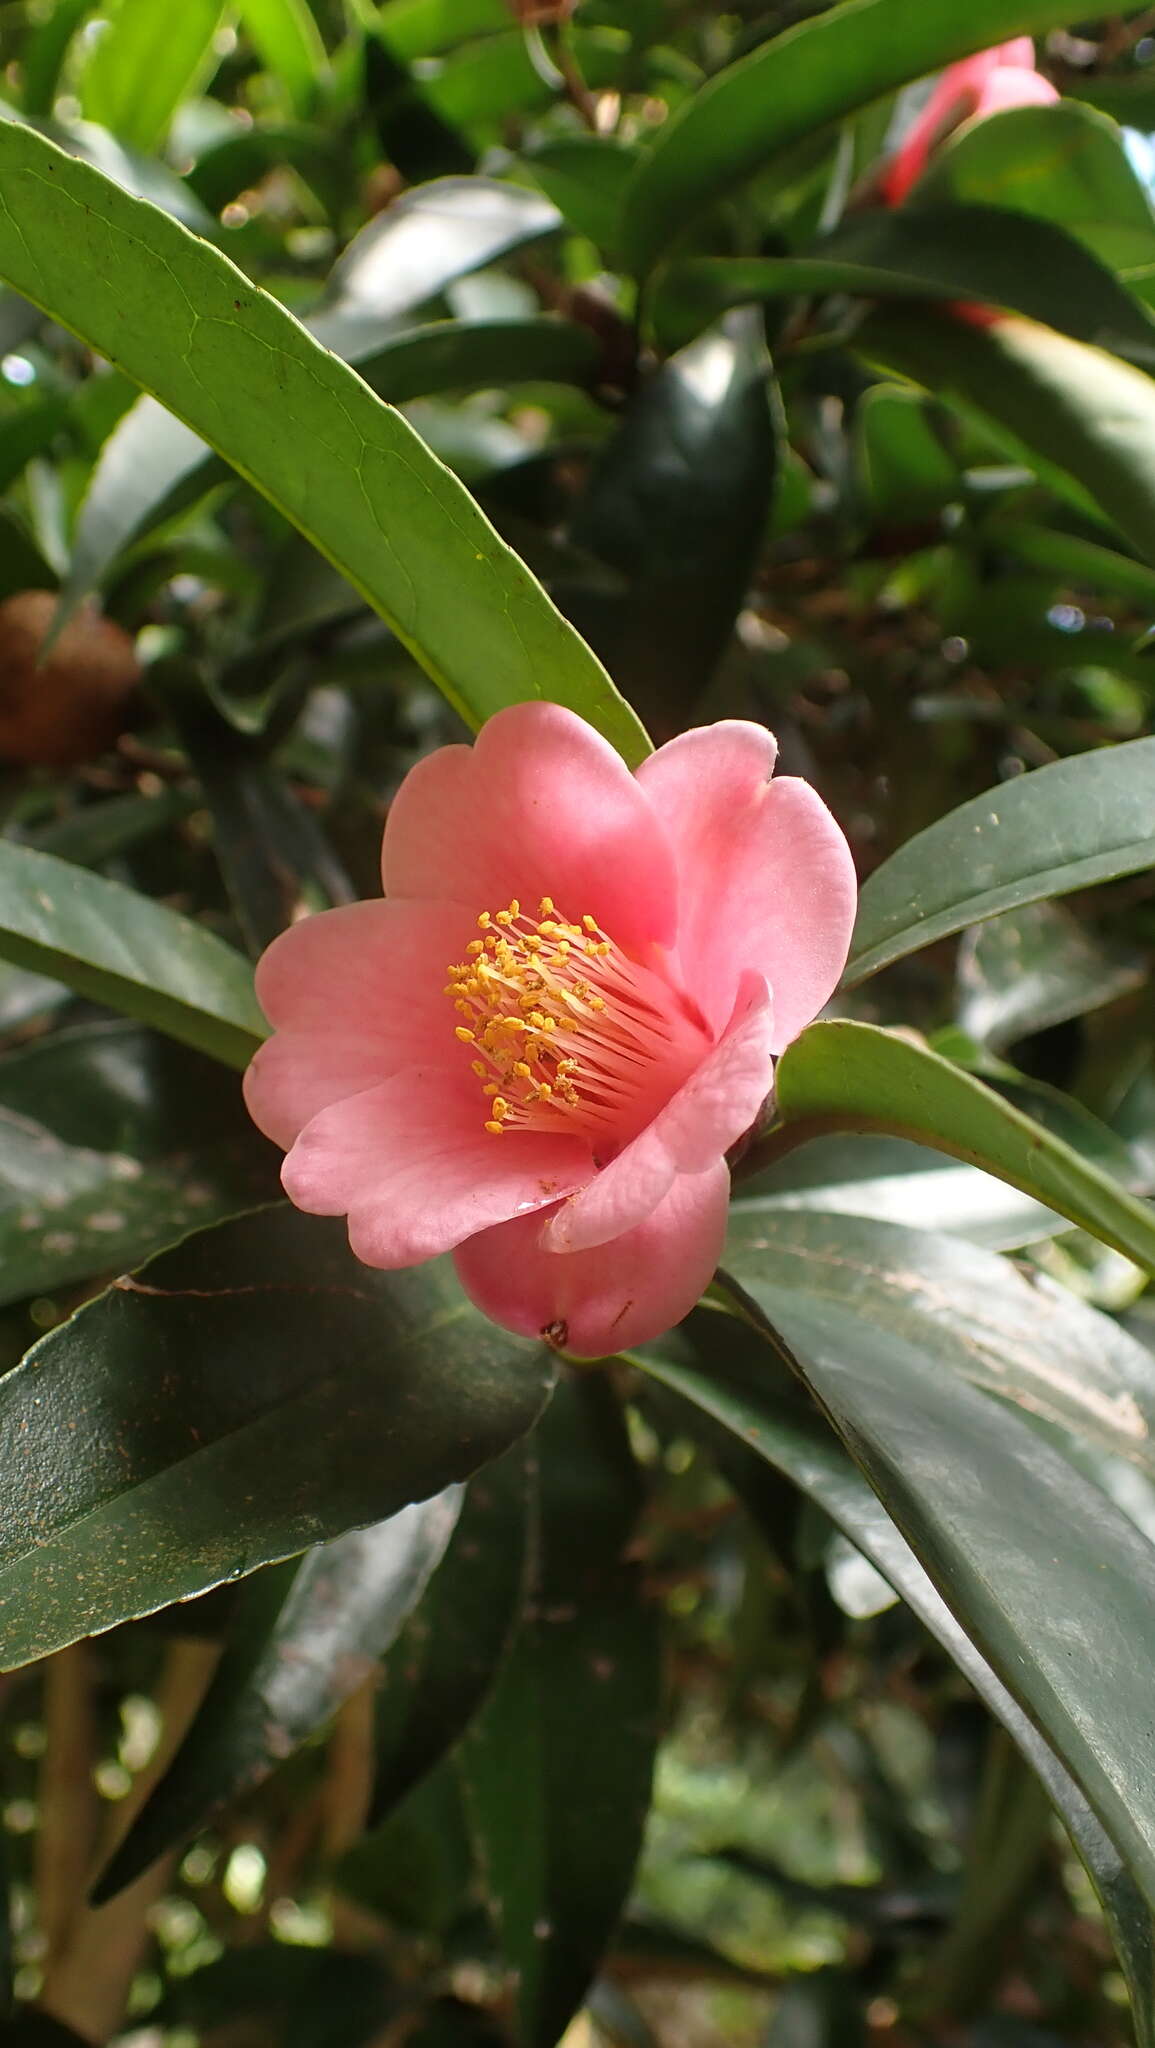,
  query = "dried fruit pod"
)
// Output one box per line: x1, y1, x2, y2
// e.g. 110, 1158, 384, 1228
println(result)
0, 590, 140, 768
